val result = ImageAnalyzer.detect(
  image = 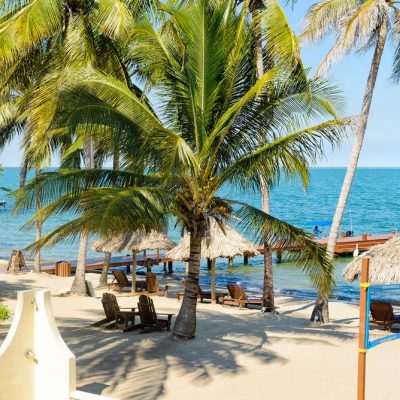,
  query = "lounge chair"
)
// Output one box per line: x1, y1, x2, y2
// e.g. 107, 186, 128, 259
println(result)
108, 270, 147, 292
370, 302, 400, 332
91, 293, 138, 332
222, 284, 262, 309
137, 295, 174, 333
146, 272, 169, 296
177, 279, 227, 302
